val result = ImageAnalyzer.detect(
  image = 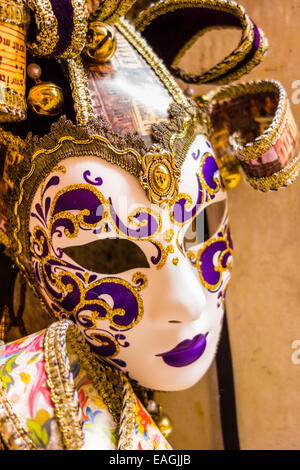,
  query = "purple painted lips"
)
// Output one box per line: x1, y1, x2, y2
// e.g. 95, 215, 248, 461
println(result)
156, 333, 208, 367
